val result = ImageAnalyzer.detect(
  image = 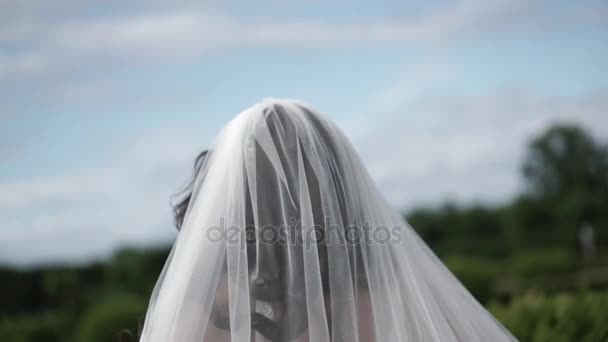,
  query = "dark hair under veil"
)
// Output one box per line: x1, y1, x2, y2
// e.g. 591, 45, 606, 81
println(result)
171, 104, 370, 341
